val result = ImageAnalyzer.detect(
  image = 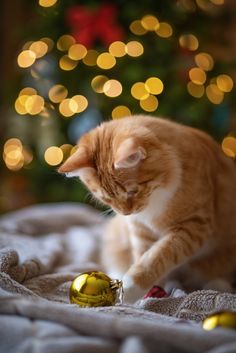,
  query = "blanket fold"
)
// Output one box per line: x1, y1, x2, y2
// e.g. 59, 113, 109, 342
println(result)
0, 203, 236, 353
